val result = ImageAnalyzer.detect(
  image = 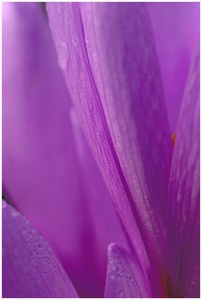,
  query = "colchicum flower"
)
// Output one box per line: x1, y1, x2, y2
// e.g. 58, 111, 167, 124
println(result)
2, 2, 199, 298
